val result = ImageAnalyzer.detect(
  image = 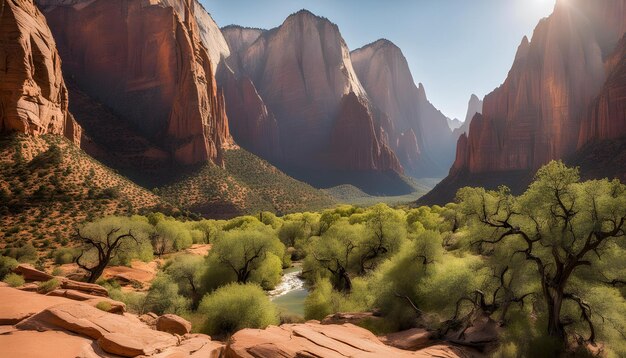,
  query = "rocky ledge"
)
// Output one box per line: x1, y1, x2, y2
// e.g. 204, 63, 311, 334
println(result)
0, 265, 470, 357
